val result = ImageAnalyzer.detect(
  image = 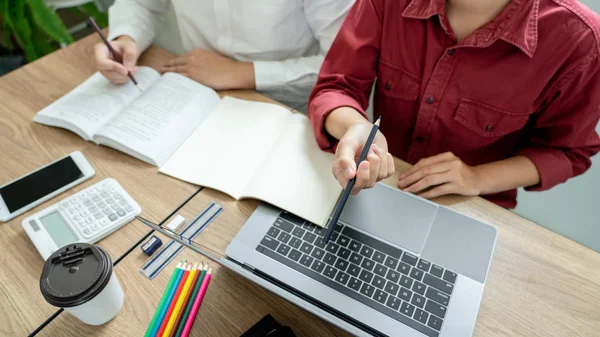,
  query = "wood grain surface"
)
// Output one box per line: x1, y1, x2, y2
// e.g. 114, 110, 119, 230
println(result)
0, 32, 598, 337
